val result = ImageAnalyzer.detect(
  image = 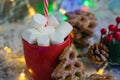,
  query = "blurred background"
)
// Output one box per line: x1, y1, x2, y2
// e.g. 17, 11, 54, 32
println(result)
0, 0, 120, 24
0, 0, 120, 80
